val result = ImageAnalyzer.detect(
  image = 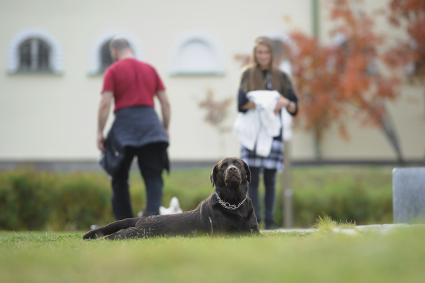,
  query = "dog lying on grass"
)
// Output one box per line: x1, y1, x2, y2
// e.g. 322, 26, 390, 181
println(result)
83, 158, 259, 240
